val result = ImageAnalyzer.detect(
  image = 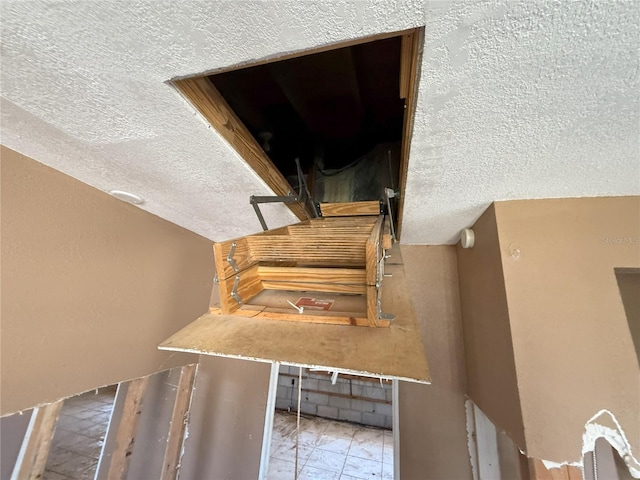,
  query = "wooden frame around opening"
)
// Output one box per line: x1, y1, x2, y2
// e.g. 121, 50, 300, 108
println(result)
171, 27, 424, 237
